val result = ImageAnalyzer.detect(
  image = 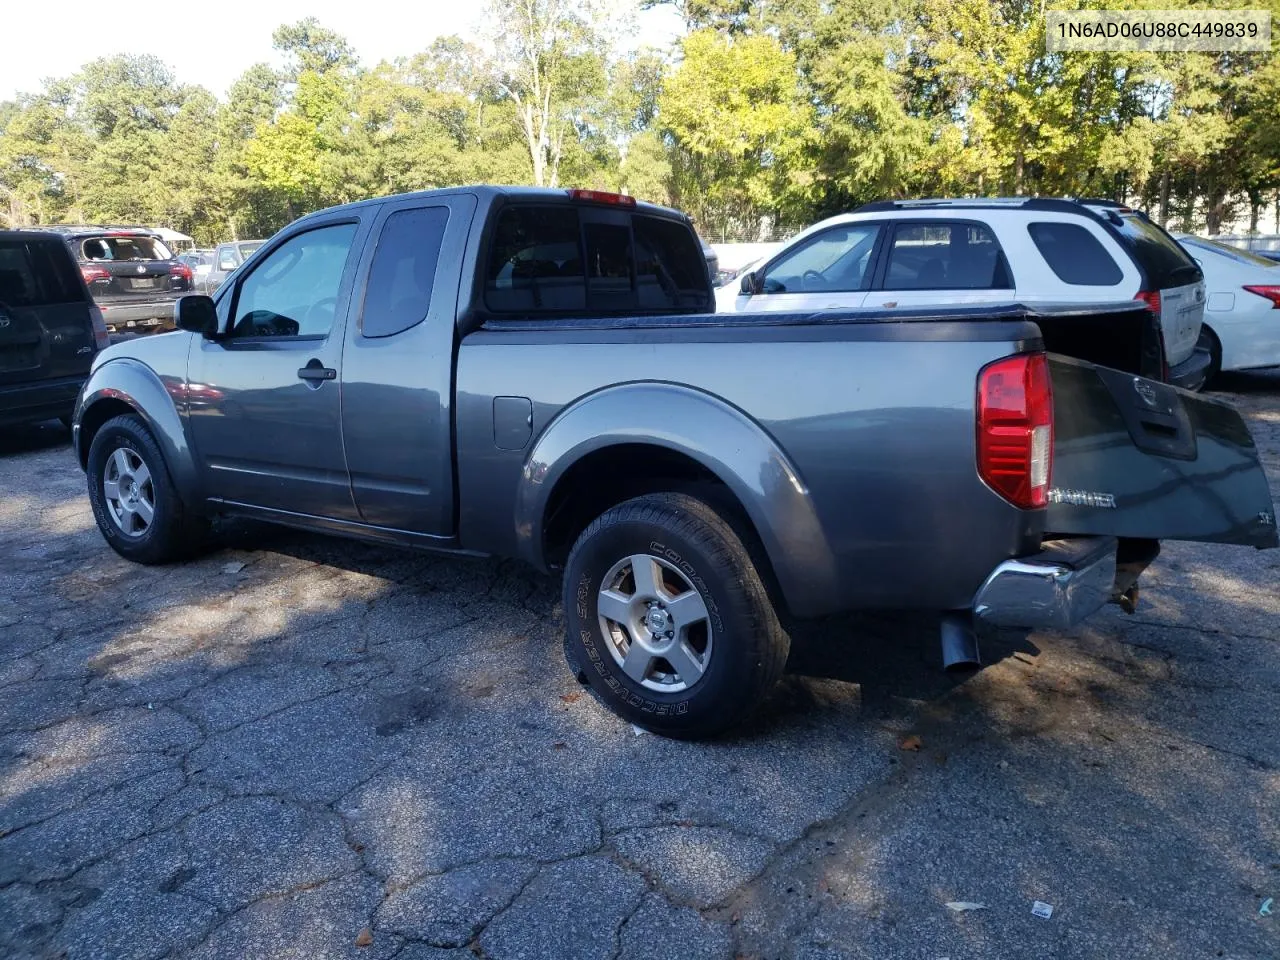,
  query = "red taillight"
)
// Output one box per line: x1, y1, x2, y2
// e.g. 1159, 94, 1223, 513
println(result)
977, 353, 1053, 509
567, 188, 637, 208
81, 265, 110, 284
1134, 290, 1161, 314
171, 262, 193, 281
1243, 285, 1280, 309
